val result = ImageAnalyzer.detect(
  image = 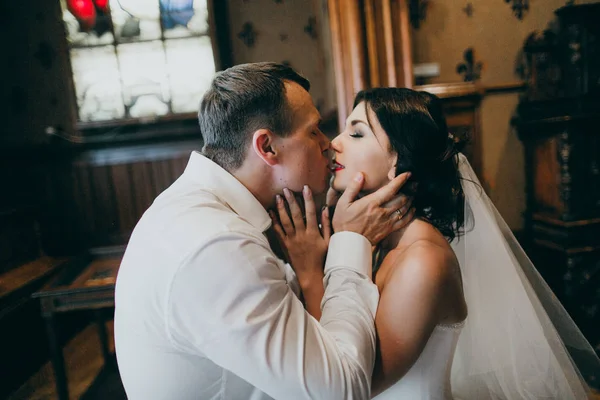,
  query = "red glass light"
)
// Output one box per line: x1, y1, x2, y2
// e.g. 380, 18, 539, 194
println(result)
94, 0, 110, 13
67, 0, 97, 31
